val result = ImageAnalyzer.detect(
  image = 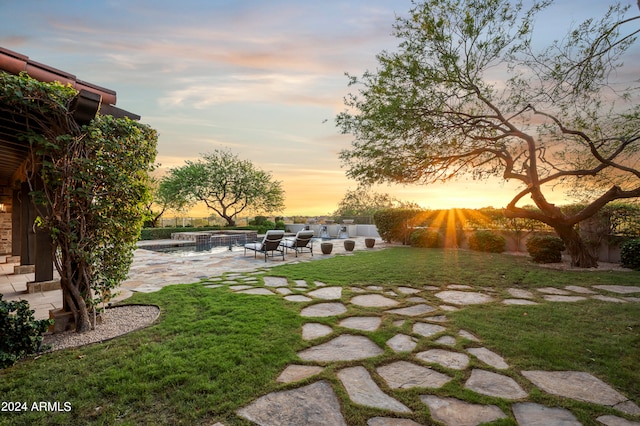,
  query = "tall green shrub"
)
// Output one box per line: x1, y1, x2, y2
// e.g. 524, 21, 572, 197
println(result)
373, 208, 424, 244
468, 230, 506, 253
410, 229, 442, 248
620, 239, 640, 270
1, 72, 158, 332
526, 235, 566, 263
